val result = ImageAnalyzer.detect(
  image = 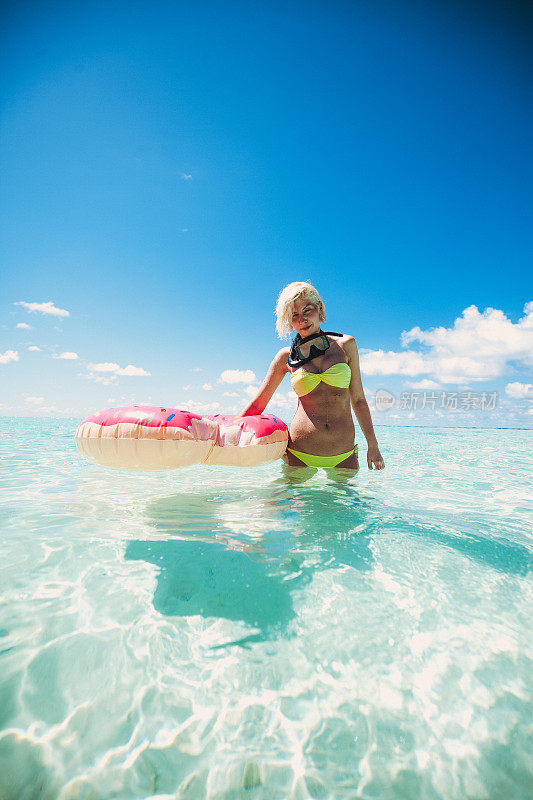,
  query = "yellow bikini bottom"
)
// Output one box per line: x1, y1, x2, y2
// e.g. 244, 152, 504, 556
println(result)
285, 443, 358, 468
